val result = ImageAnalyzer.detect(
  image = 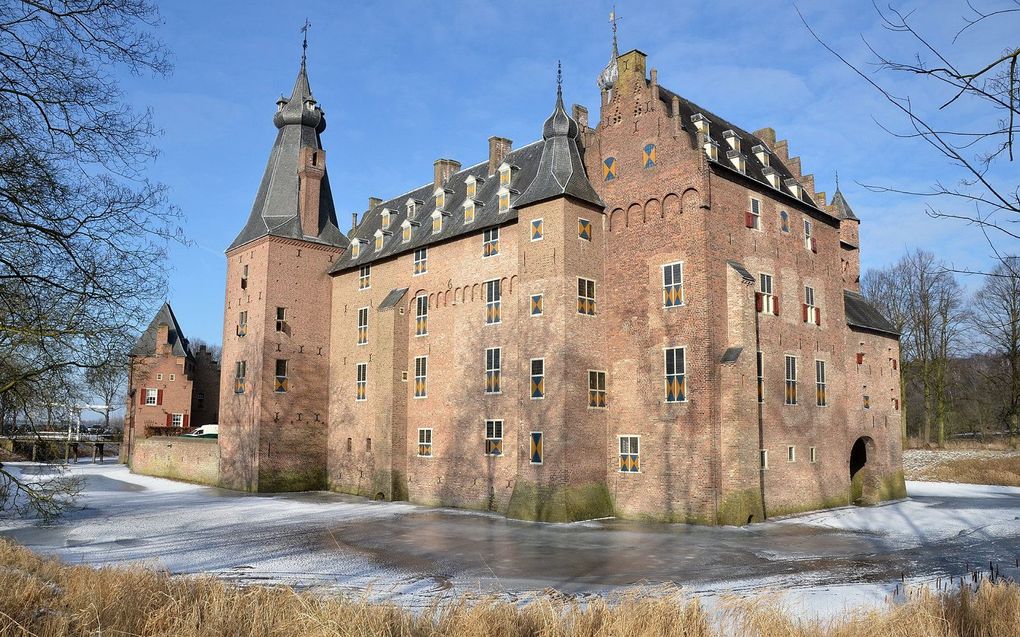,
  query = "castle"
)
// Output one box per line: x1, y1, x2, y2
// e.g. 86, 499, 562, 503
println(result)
126, 34, 905, 523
